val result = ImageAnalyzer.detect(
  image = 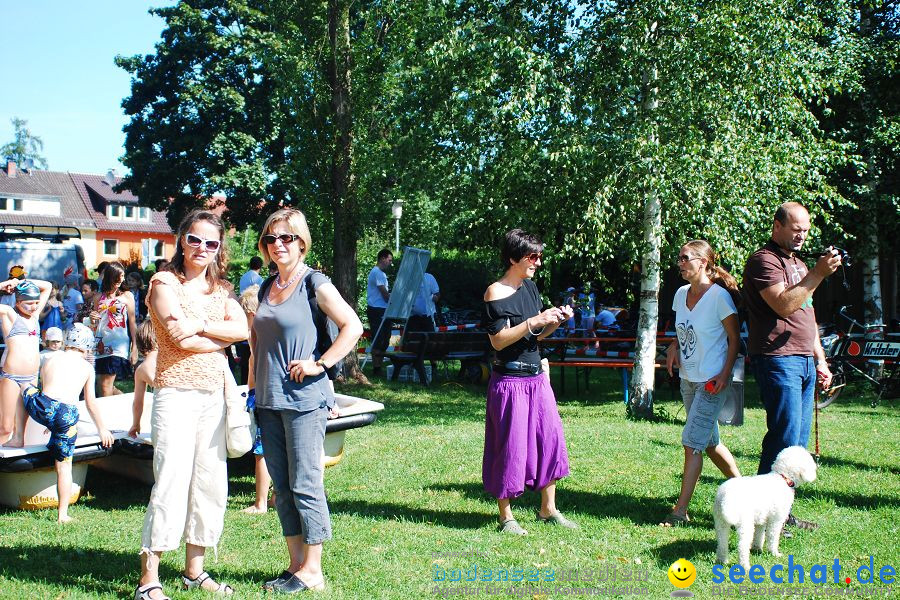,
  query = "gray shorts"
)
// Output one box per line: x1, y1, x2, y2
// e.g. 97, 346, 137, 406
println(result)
680, 378, 729, 453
